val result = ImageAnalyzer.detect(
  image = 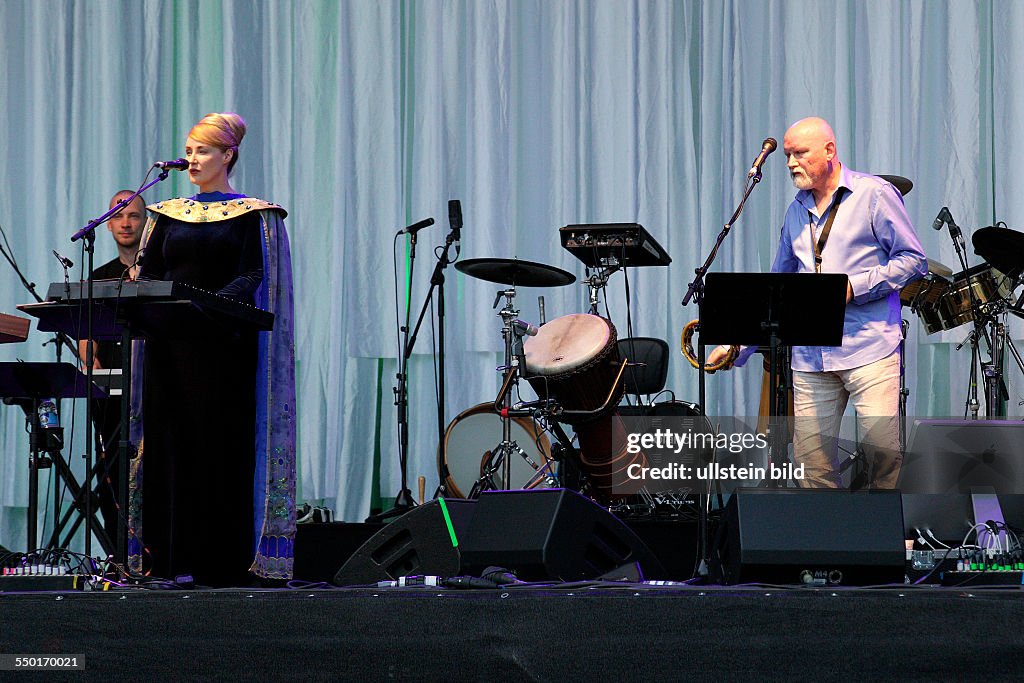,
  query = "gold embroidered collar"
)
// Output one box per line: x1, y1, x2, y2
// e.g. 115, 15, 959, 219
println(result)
147, 197, 287, 223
